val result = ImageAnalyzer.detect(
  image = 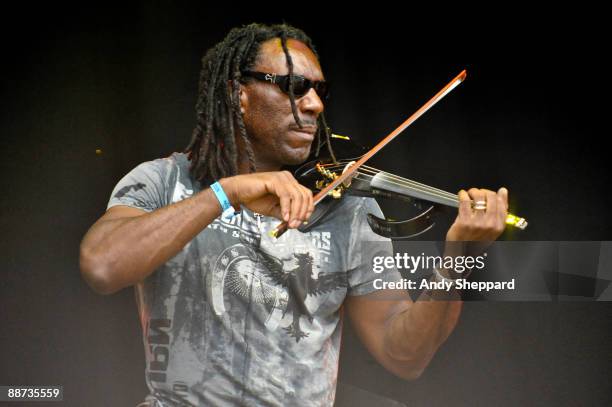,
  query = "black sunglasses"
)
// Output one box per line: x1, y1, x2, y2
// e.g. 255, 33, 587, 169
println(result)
241, 71, 329, 100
